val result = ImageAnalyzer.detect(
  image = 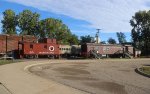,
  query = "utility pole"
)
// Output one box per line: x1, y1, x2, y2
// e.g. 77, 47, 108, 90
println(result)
95, 29, 101, 43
